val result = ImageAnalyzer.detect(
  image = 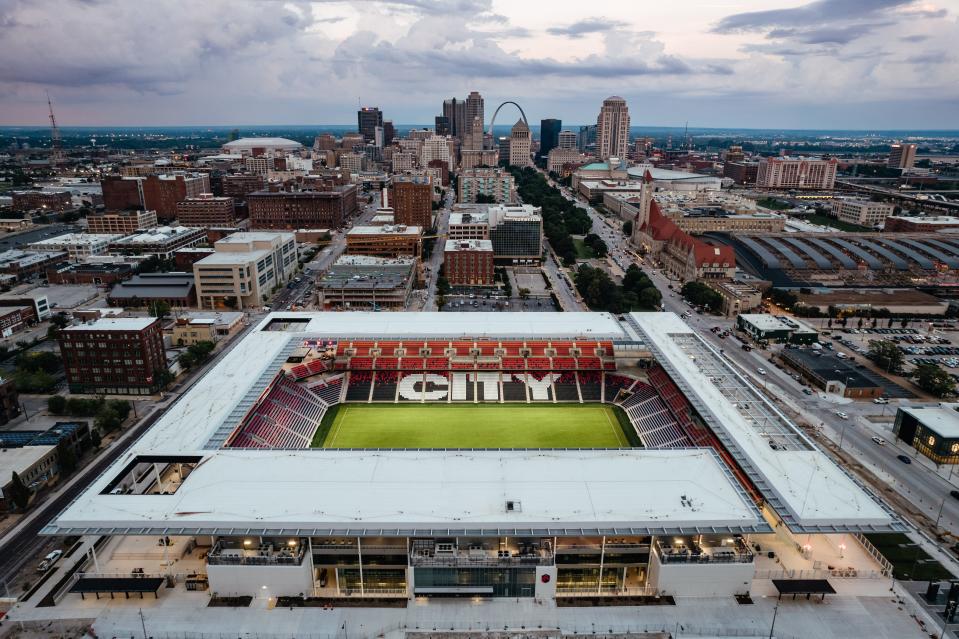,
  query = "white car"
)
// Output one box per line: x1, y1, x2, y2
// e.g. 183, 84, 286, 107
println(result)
873, 397, 889, 404
757, 368, 767, 375
872, 436, 886, 446
836, 411, 849, 419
